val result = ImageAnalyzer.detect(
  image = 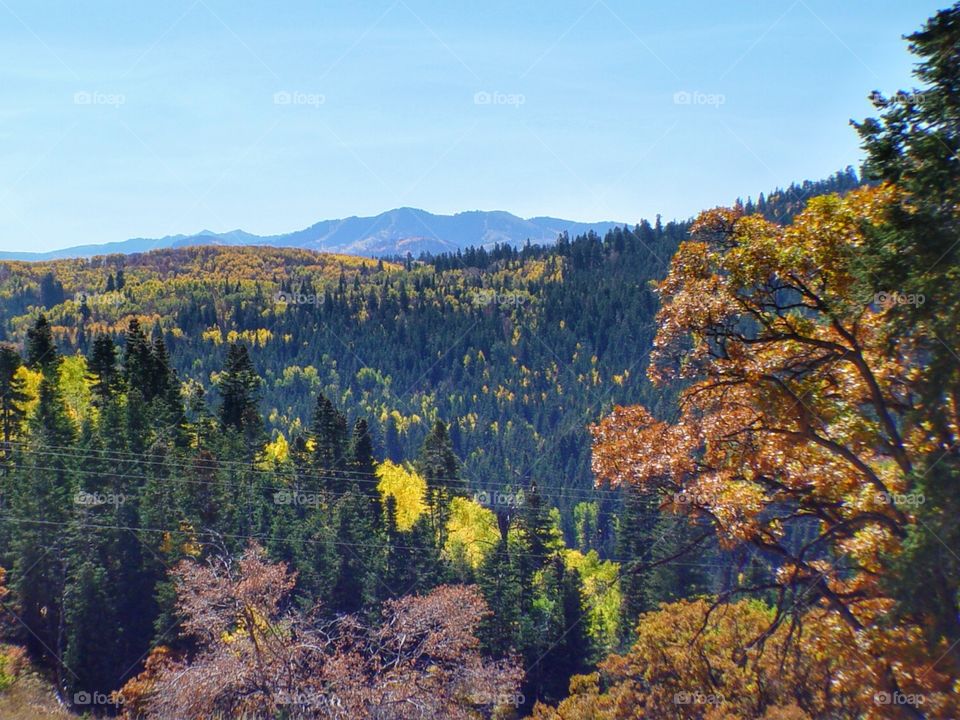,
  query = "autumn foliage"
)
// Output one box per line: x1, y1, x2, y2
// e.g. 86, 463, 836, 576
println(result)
121, 543, 522, 719
590, 185, 960, 715
533, 596, 960, 719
